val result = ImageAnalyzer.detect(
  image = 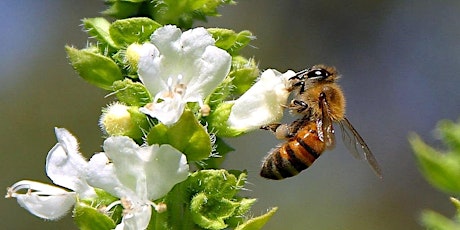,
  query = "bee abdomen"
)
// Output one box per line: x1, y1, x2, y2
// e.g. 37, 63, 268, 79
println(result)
260, 139, 320, 180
